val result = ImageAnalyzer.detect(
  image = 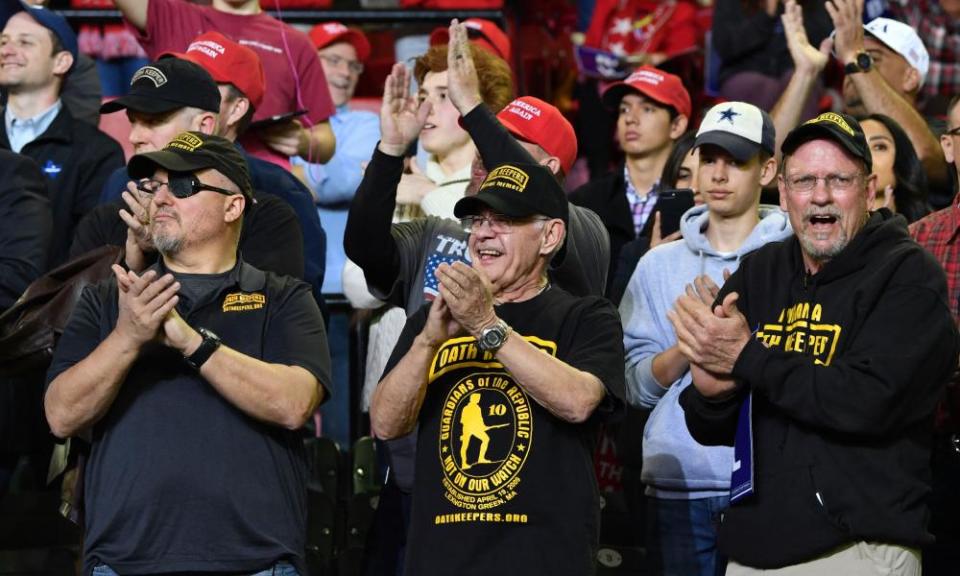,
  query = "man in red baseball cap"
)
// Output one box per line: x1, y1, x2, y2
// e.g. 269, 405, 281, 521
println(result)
429, 18, 511, 63
170, 31, 266, 140
570, 65, 691, 298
